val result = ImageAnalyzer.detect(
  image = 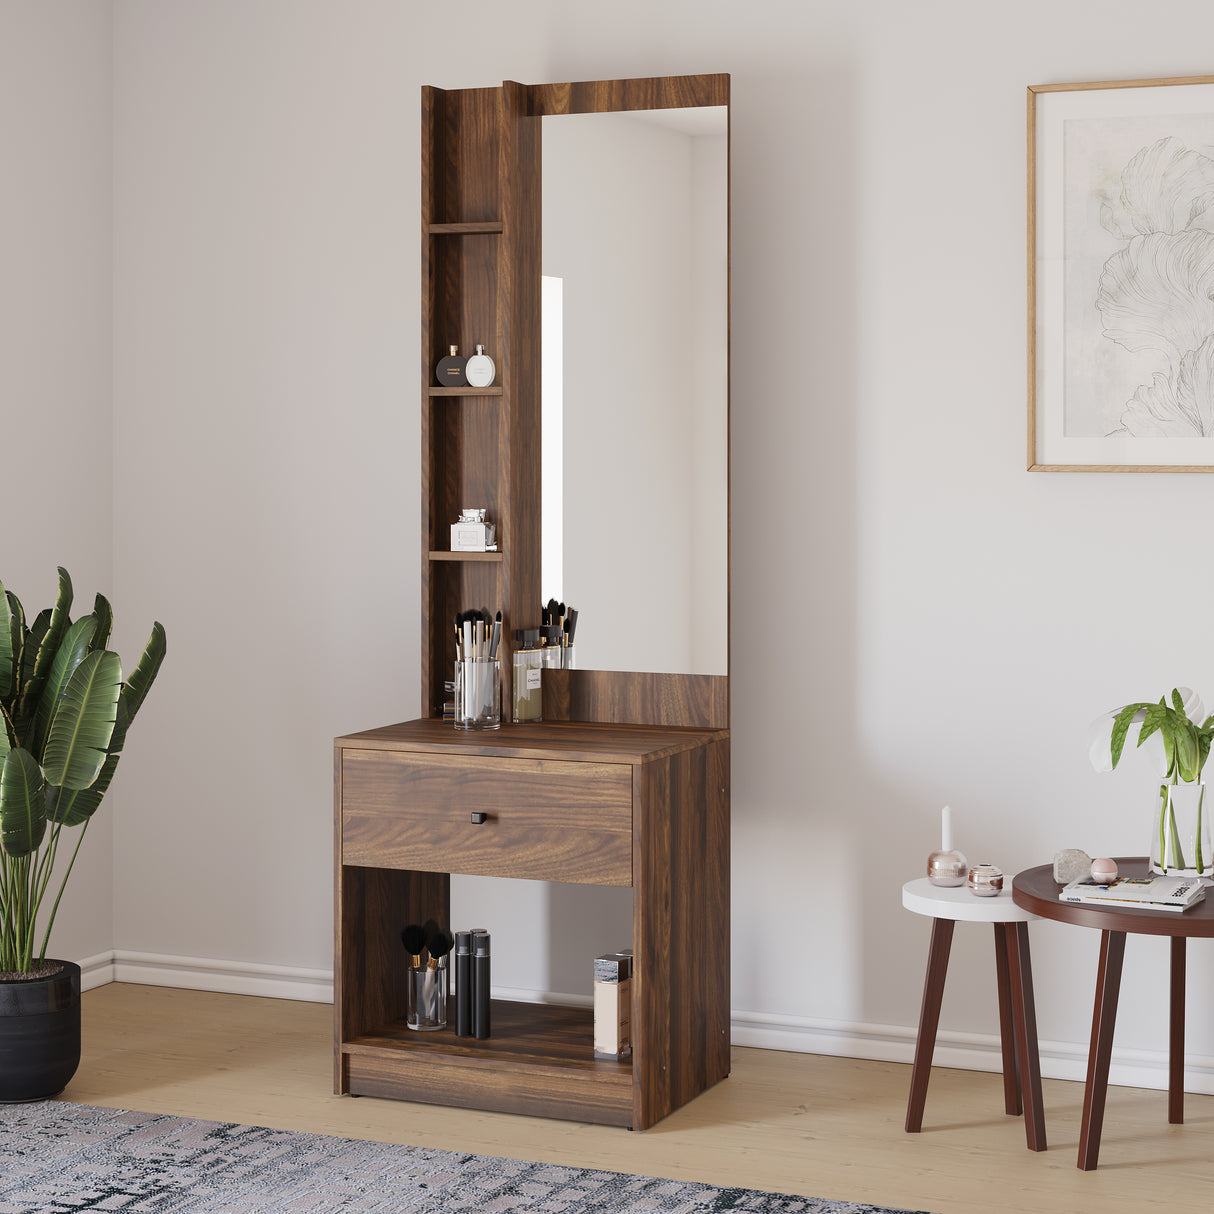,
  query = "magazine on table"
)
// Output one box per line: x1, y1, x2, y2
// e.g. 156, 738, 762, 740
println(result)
1060, 874, 1206, 912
